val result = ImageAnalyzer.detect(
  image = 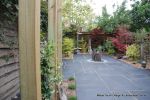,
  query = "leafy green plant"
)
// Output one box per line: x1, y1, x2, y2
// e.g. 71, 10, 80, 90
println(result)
62, 37, 74, 57
41, 42, 61, 100
0, 0, 18, 24
68, 77, 75, 81
134, 29, 149, 44
104, 40, 116, 55
41, 0, 48, 33
130, 0, 150, 31
126, 44, 140, 61
96, 45, 103, 52
108, 49, 116, 55
79, 38, 88, 53
68, 96, 77, 100
97, 1, 131, 34
68, 83, 76, 90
